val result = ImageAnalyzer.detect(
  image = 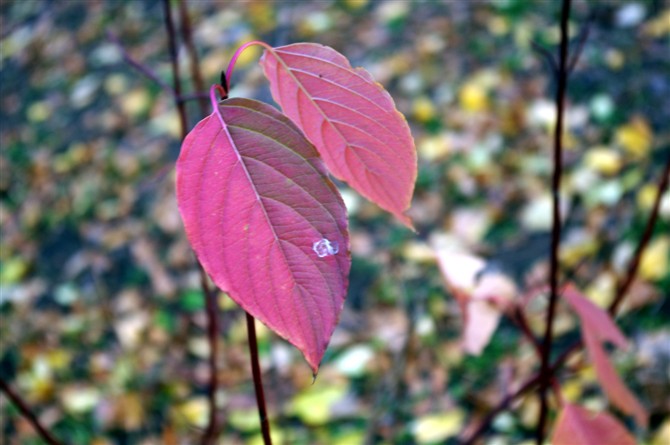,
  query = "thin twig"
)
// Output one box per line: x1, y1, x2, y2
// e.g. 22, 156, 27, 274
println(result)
246, 313, 273, 445
201, 271, 221, 444
178, 0, 209, 116
537, 0, 571, 443
160, 1, 222, 443
531, 41, 558, 75
107, 31, 209, 105
611, 155, 670, 315
107, 30, 174, 93
0, 378, 64, 445
567, 18, 590, 74
162, 0, 187, 136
